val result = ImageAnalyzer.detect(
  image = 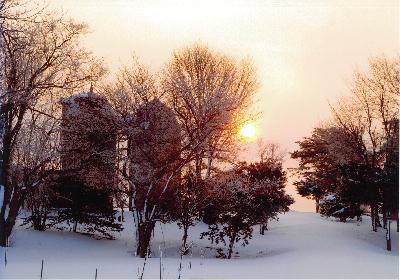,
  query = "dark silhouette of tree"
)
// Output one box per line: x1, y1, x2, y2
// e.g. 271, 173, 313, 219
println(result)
169, 172, 205, 255
0, 0, 104, 246
201, 161, 293, 259
161, 44, 258, 180
292, 56, 399, 231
